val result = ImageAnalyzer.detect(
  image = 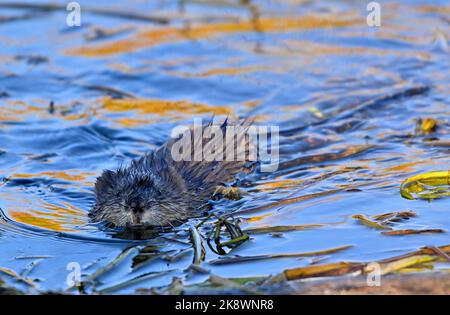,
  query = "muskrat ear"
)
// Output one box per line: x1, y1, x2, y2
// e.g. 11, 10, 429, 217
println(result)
95, 170, 116, 197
